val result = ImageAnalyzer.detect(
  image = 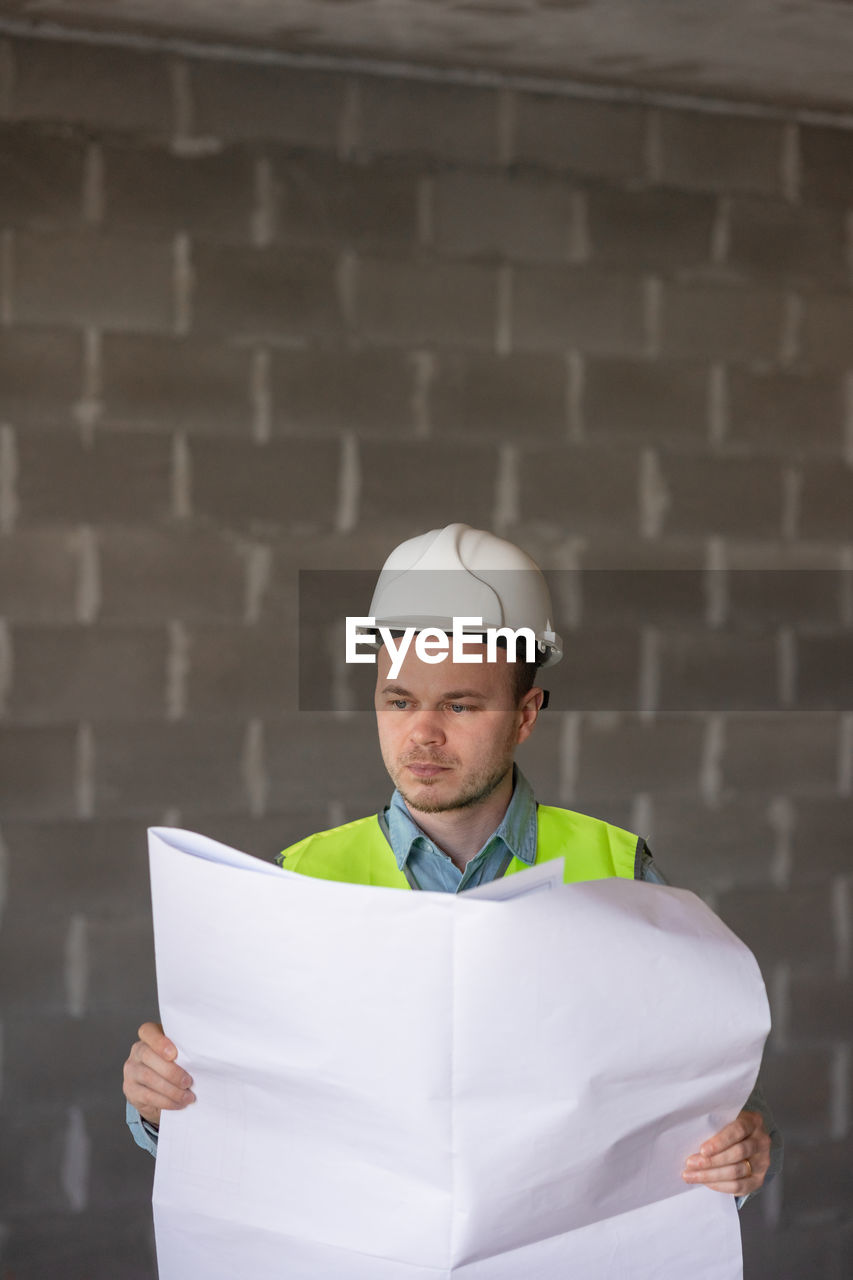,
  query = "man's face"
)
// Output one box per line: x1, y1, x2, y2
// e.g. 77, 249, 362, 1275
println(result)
373, 641, 540, 815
